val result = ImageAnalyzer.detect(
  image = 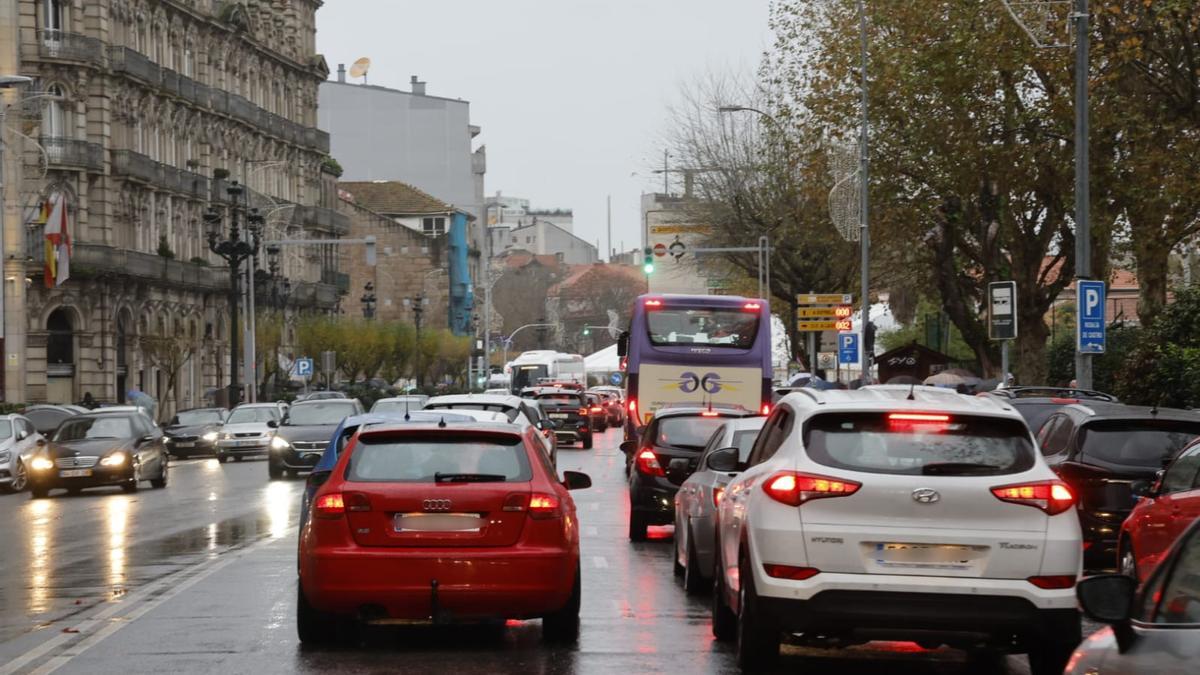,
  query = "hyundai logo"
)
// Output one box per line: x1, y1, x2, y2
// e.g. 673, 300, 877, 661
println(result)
911, 488, 940, 504
422, 499, 452, 512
